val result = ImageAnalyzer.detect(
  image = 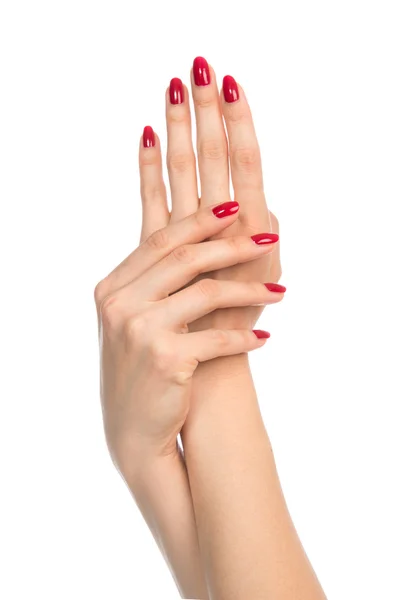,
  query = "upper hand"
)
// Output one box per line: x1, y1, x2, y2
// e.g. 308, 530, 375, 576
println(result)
140, 57, 283, 333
